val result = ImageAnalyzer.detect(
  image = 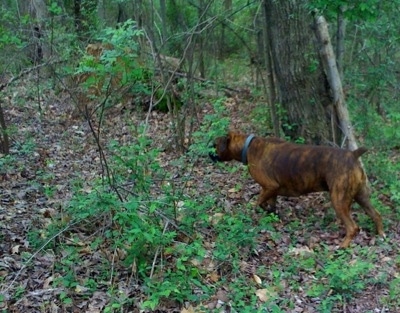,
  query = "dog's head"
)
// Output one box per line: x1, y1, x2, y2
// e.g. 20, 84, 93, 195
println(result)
209, 132, 247, 163
209, 134, 230, 162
